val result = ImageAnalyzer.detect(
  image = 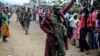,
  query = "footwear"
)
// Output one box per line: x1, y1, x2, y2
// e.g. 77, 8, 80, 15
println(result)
3, 40, 8, 42
25, 32, 28, 35
76, 46, 80, 48
78, 51, 84, 52
3, 36, 8, 42
85, 50, 91, 55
